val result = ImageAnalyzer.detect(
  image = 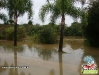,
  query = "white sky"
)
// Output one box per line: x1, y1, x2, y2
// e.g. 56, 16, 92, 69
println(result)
0, 0, 82, 26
